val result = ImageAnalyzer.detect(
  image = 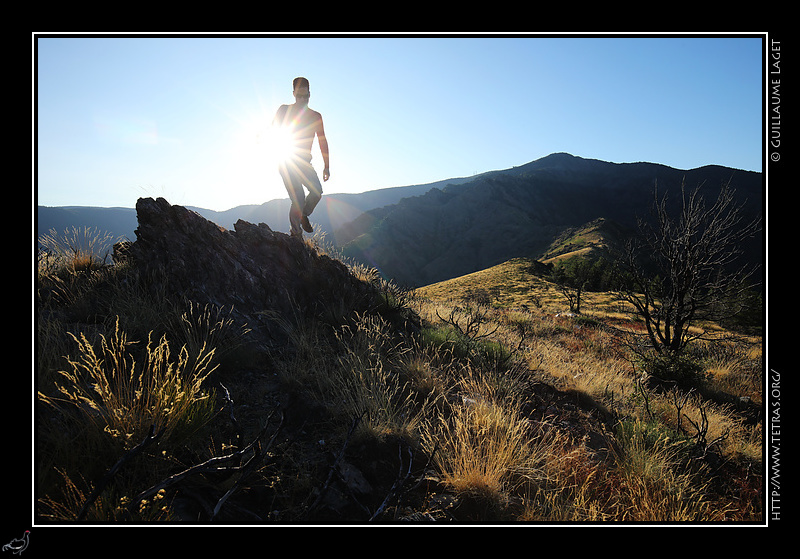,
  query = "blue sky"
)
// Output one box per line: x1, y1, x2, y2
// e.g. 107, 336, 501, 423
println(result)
35, 34, 765, 212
